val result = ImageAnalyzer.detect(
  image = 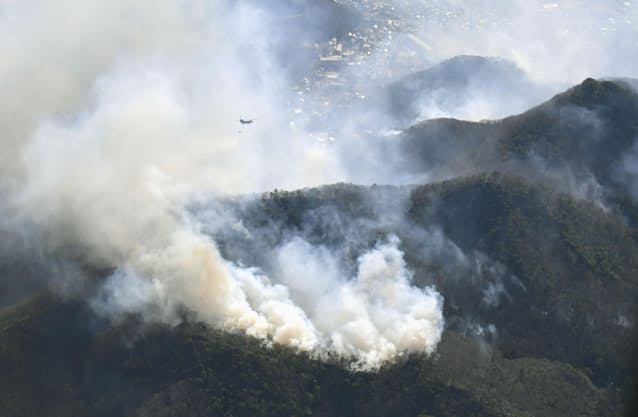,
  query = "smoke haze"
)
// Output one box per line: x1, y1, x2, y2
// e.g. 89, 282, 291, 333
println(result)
1, 0, 637, 368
